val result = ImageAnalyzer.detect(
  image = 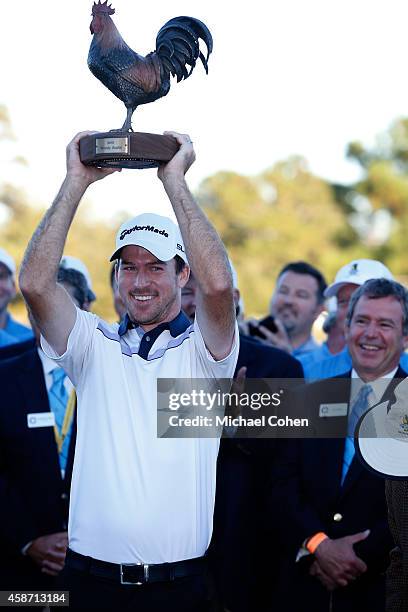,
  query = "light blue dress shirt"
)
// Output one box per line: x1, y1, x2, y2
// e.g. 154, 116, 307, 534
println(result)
4, 313, 34, 343
302, 346, 408, 382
